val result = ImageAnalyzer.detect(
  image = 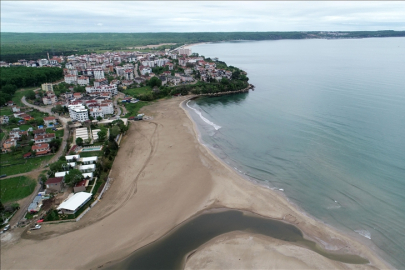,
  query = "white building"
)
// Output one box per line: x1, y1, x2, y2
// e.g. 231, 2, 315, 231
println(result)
77, 76, 90, 86
178, 48, 191, 56
94, 69, 105, 79
80, 156, 98, 165
100, 103, 114, 115
78, 164, 96, 173
85, 85, 118, 96
65, 154, 80, 162
57, 192, 92, 214
55, 171, 69, 178
68, 104, 89, 122
140, 66, 152, 76
89, 107, 104, 119
65, 75, 78, 84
